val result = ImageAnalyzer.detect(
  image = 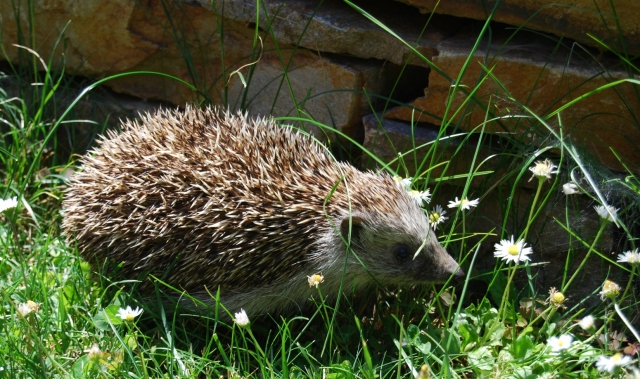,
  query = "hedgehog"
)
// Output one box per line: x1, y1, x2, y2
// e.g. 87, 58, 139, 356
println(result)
62, 106, 463, 318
